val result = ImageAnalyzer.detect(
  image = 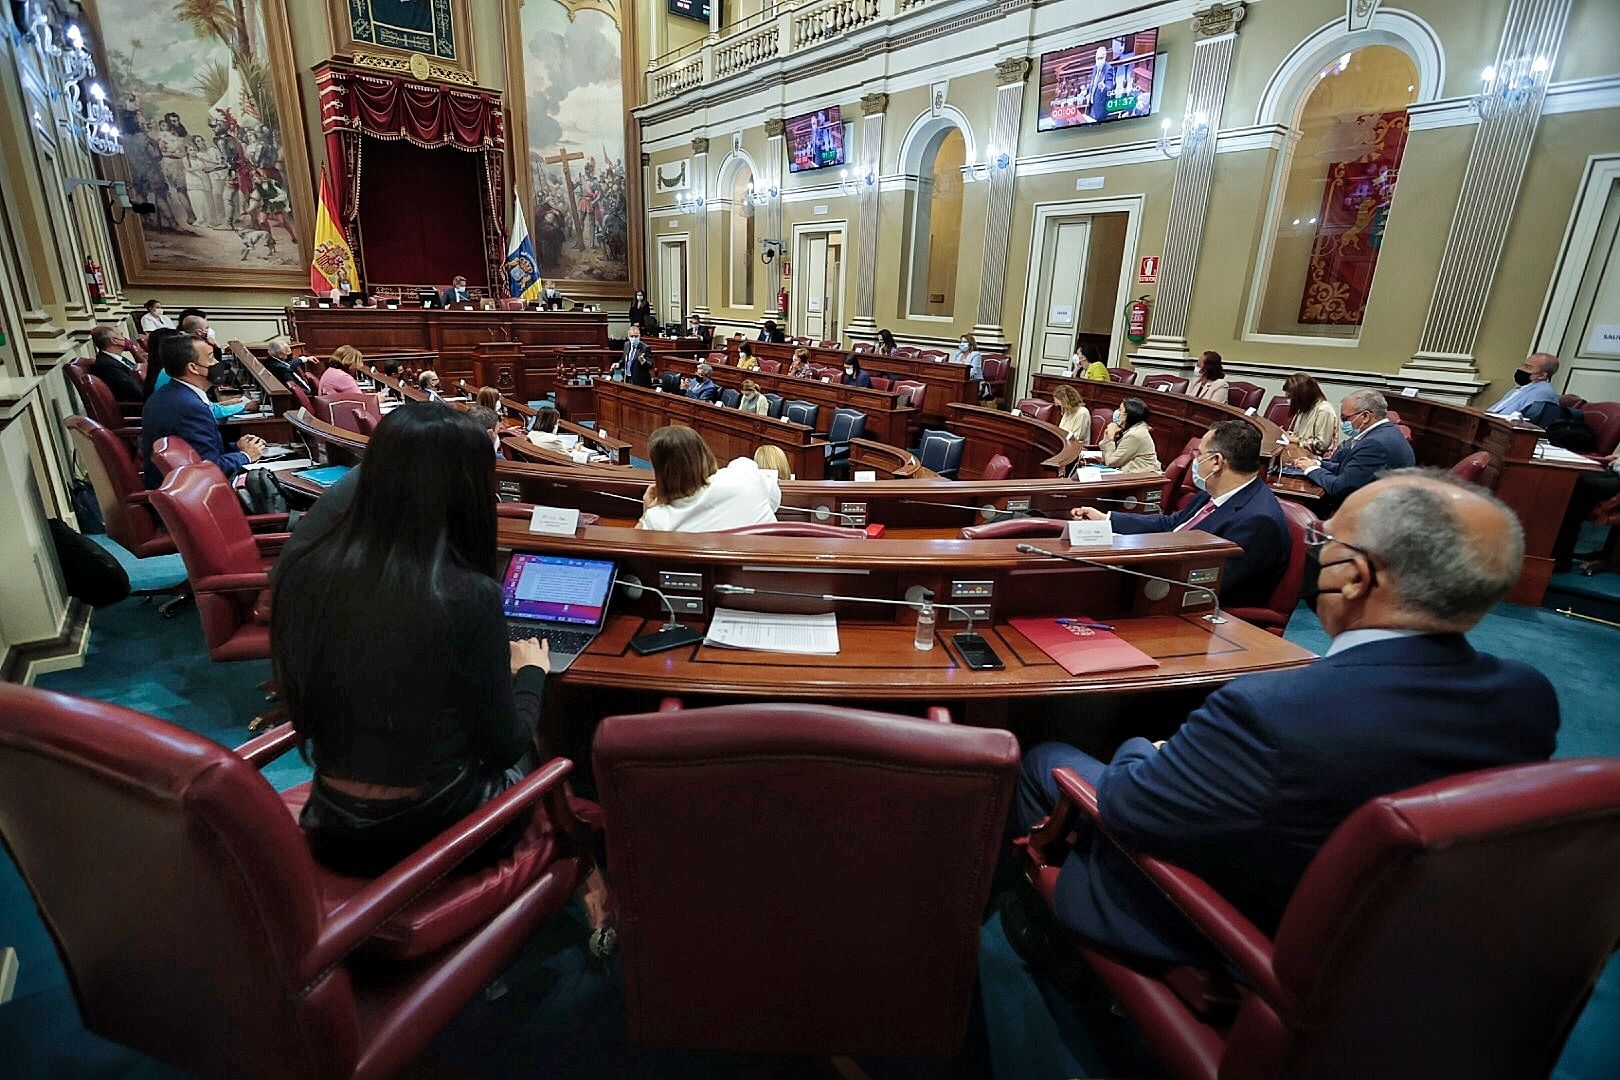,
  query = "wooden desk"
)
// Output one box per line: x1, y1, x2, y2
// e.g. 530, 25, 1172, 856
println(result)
945, 403, 1081, 479
590, 379, 830, 480
732, 341, 979, 424
660, 354, 915, 448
